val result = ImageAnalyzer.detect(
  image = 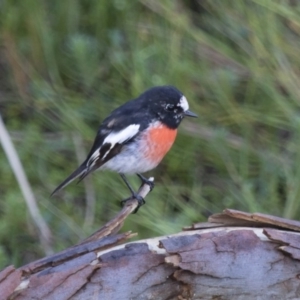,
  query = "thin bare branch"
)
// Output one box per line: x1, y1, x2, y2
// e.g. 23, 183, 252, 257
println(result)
79, 177, 154, 245
0, 115, 53, 255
